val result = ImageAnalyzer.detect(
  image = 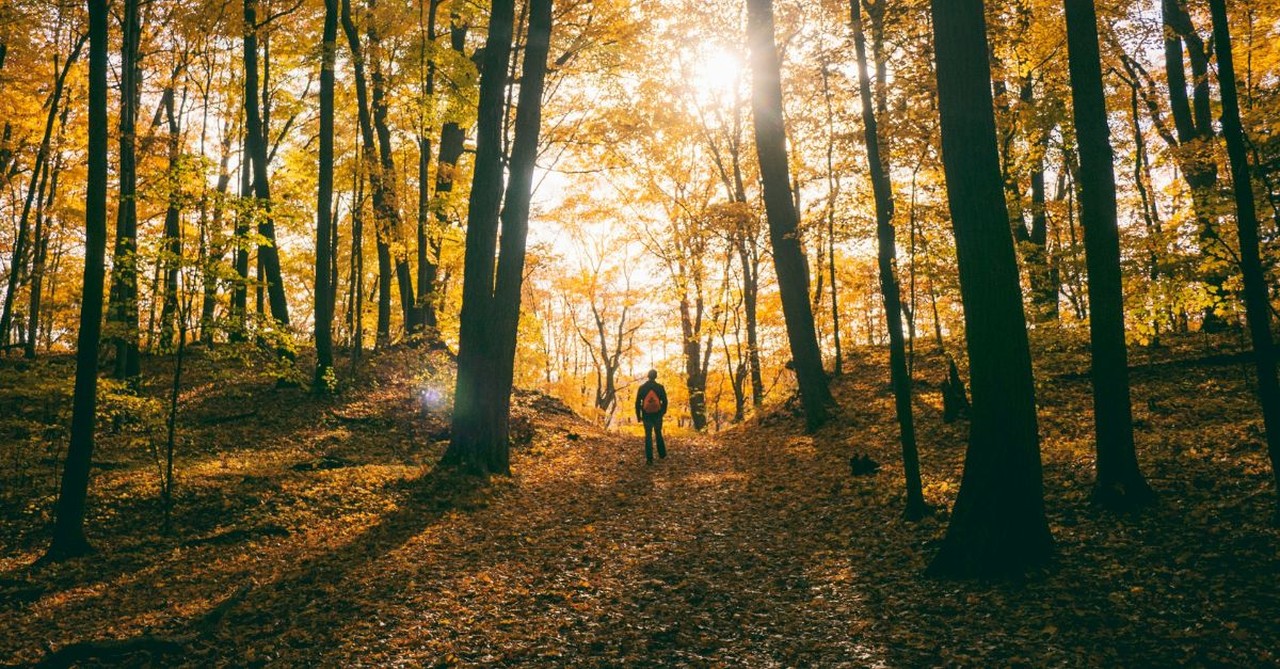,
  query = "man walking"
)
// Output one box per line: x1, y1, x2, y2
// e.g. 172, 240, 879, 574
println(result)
634, 369, 668, 464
